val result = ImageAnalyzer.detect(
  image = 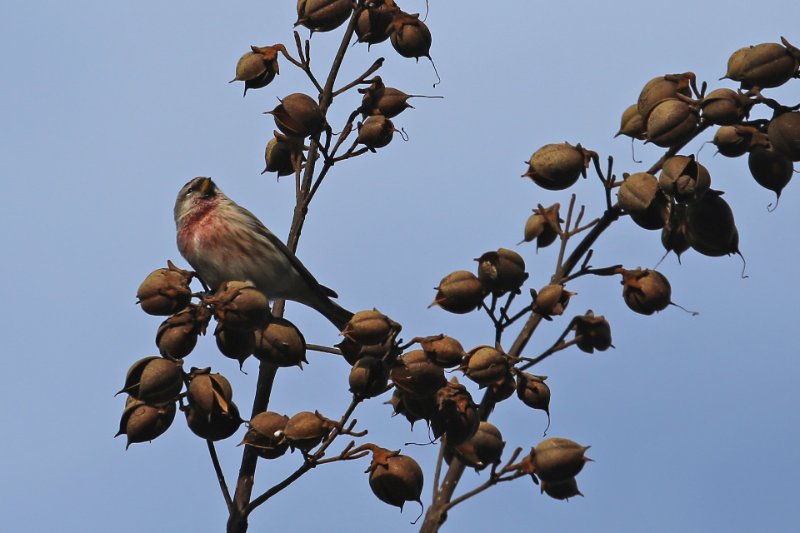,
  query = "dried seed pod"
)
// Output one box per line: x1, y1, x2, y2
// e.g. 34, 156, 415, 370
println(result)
360, 86, 419, 118
620, 268, 671, 315
240, 411, 290, 459
387, 12, 432, 60
214, 323, 255, 364
476, 248, 528, 296
748, 146, 794, 201
296, 0, 353, 33
368, 448, 424, 510
686, 190, 740, 257
541, 477, 583, 500
136, 261, 194, 316
387, 389, 437, 426
617, 172, 668, 230
156, 304, 211, 359
282, 411, 333, 451
116, 398, 176, 448
337, 335, 394, 366
206, 281, 269, 331
185, 401, 242, 441
230, 45, 283, 95
661, 202, 690, 259
267, 93, 325, 138
615, 103, 646, 140
431, 378, 480, 446
349, 356, 390, 398
451, 421, 505, 471
342, 309, 399, 345
420, 335, 466, 368
637, 73, 694, 121
430, 270, 485, 314
262, 134, 303, 177
187, 368, 234, 416
527, 203, 562, 249
523, 143, 590, 191
724, 42, 799, 89
700, 88, 753, 125
463, 346, 511, 388
118, 356, 183, 403
516, 372, 551, 416
390, 349, 447, 398
531, 437, 591, 483
768, 111, 800, 162
532, 284, 572, 317
574, 311, 613, 353
646, 98, 700, 148
253, 317, 307, 368
356, 115, 397, 151
712, 126, 750, 158
659, 155, 711, 202
356, 1, 396, 45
